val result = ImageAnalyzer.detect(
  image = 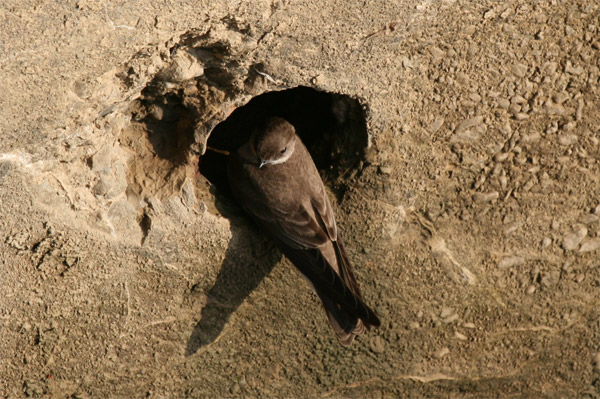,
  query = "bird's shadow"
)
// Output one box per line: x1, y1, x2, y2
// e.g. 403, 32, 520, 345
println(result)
185, 194, 282, 355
